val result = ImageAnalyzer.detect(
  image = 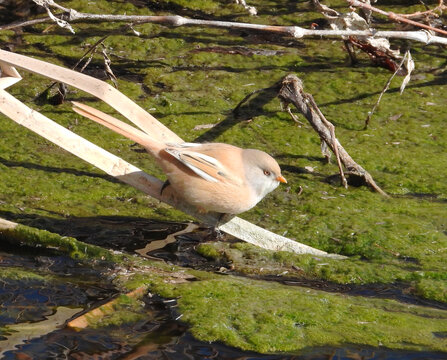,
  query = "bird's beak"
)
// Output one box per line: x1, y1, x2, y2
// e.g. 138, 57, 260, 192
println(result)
276, 175, 287, 184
